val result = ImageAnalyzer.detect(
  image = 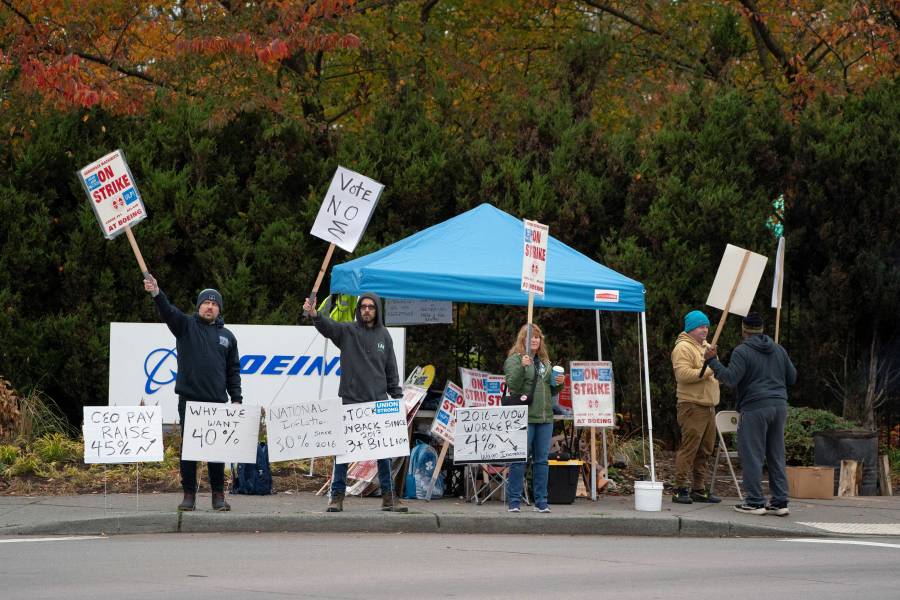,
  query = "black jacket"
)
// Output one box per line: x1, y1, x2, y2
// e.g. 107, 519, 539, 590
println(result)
312, 292, 402, 404
709, 334, 796, 412
153, 291, 242, 404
